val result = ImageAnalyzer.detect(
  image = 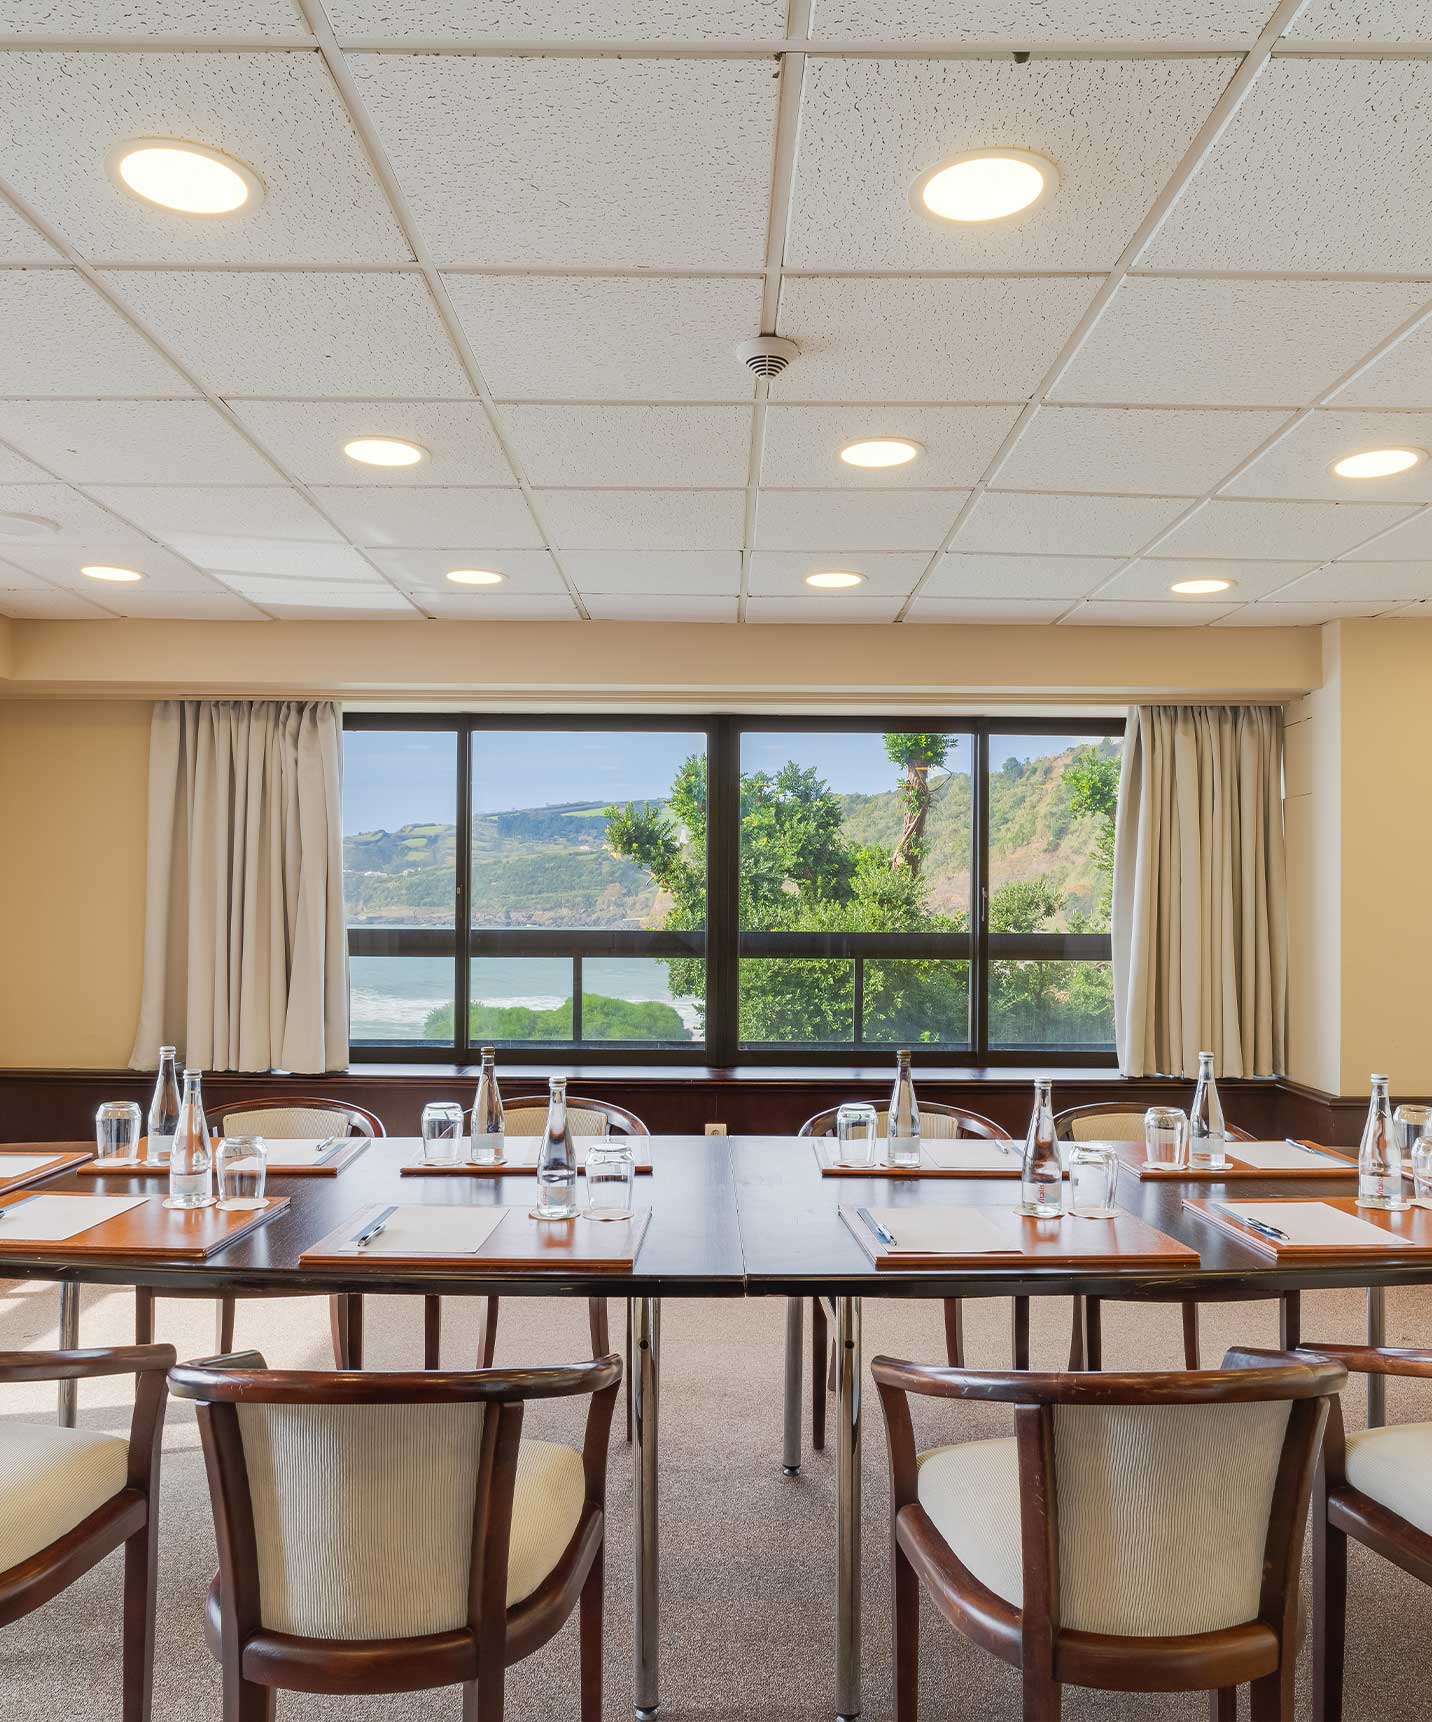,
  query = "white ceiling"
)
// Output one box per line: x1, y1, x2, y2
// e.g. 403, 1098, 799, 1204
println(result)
1, 3, 1431, 626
